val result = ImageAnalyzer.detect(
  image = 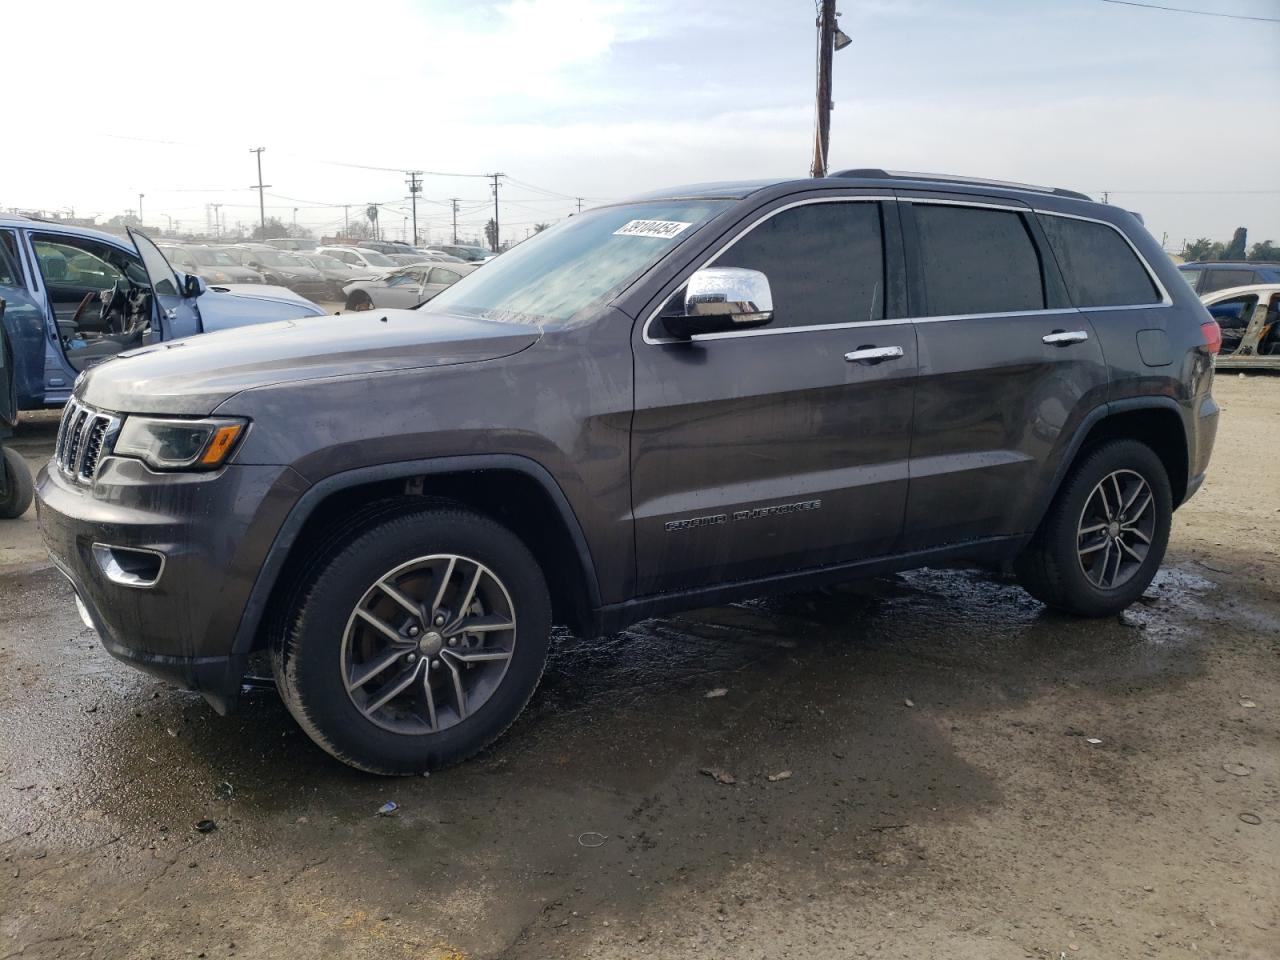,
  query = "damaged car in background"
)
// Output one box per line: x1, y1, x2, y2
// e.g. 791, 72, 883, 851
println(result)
0, 215, 325, 409
1200, 283, 1280, 370
341, 262, 478, 311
